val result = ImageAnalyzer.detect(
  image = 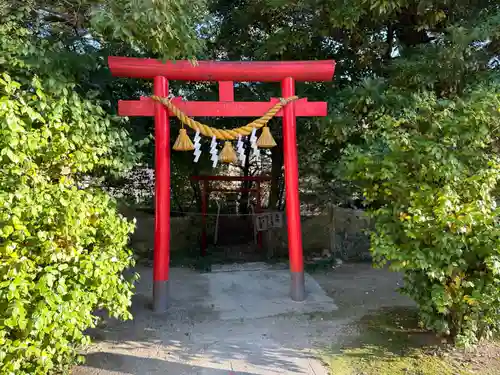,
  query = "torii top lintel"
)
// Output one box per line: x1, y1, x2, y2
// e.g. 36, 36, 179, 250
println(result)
108, 56, 336, 82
